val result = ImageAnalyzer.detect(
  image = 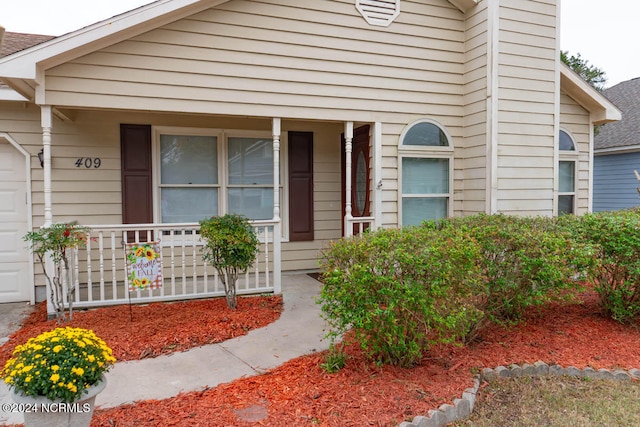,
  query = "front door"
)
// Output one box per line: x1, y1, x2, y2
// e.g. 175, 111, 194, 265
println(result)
0, 140, 30, 302
342, 125, 371, 236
